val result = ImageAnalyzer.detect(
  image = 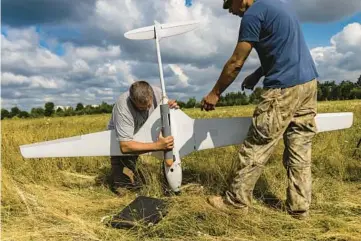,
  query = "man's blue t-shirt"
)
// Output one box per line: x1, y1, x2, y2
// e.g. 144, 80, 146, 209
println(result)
239, 0, 318, 88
